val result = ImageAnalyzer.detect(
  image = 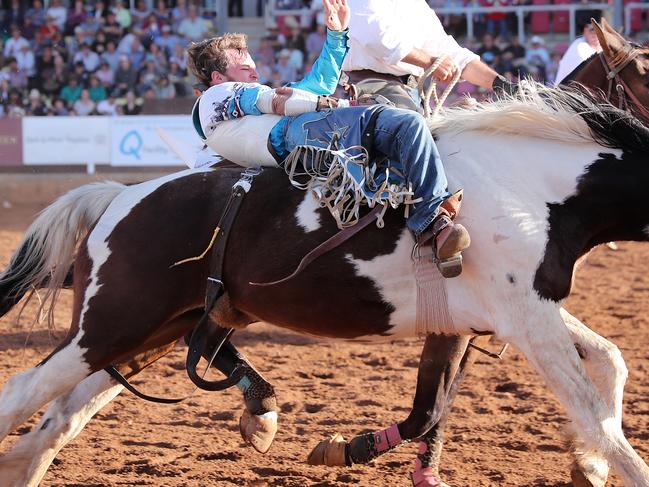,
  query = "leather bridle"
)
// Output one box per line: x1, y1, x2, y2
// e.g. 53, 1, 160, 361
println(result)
598, 43, 649, 121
